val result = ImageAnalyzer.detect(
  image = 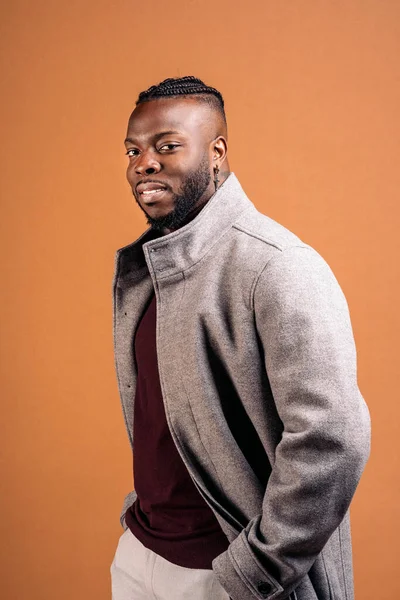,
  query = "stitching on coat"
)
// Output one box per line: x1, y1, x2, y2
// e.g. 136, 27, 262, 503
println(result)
227, 547, 260, 595
338, 524, 349, 600
321, 550, 334, 600
233, 223, 286, 251
228, 527, 283, 597
228, 542, 279, 599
